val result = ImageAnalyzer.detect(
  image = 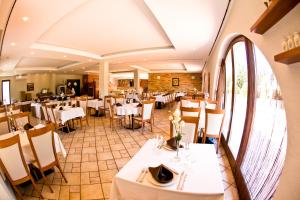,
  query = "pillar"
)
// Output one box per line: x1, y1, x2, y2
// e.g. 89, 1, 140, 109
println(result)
133, 69, 140, 93
99, 61, 109, 98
